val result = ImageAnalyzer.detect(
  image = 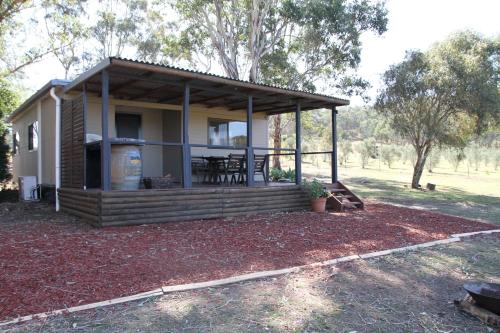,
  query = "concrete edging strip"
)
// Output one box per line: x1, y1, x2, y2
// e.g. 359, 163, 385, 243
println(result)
451, 229, 500, 238
1, 230, 498, 328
